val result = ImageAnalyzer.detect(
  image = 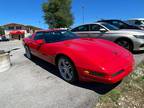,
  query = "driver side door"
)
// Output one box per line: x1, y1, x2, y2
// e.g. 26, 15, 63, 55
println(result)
38, 31, 60, 64
29, 32, 45, 57
89, 24, 106, 39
